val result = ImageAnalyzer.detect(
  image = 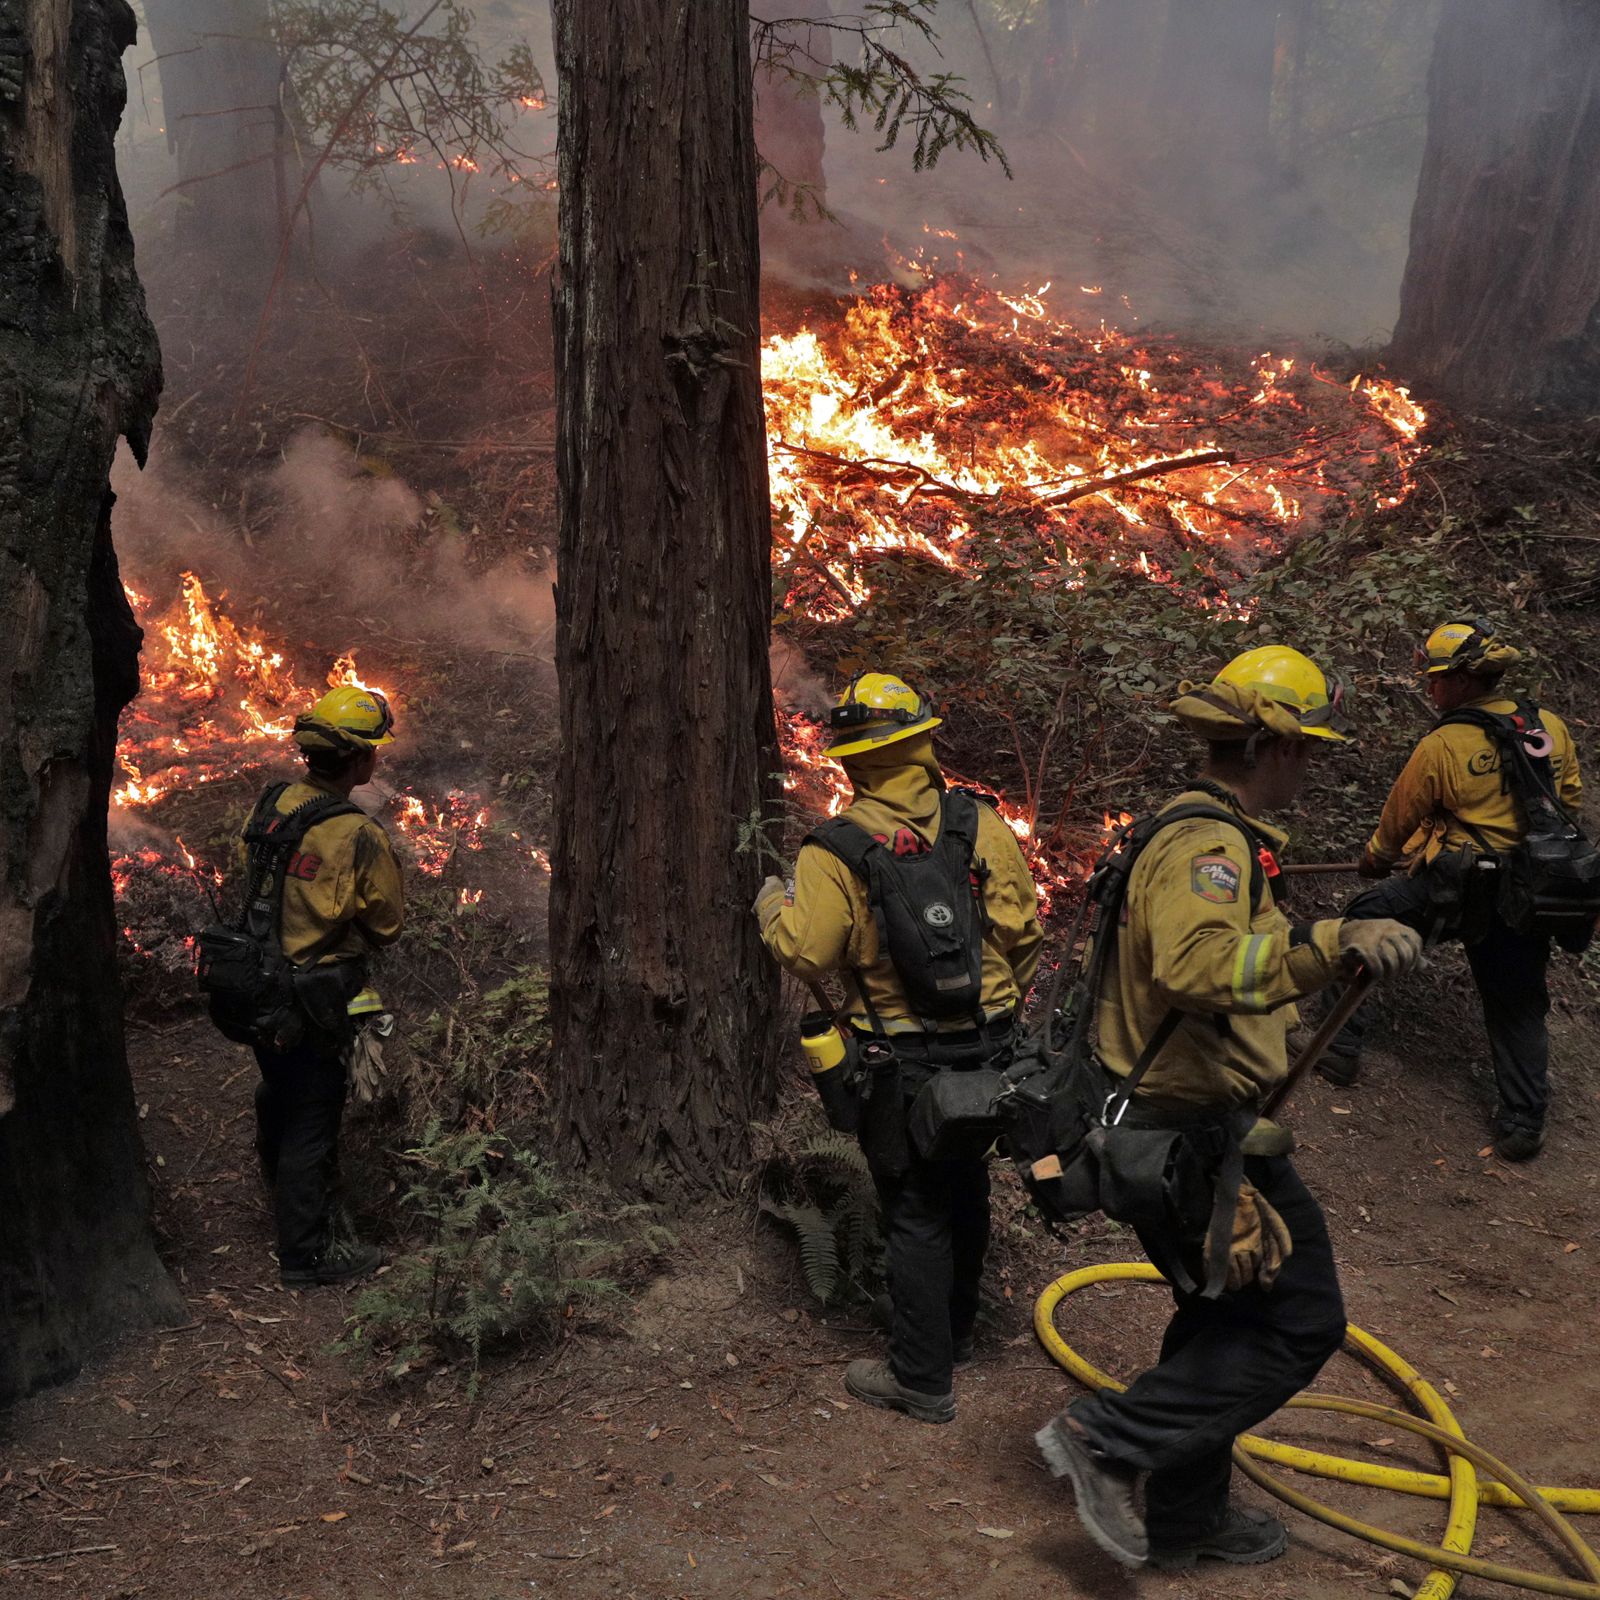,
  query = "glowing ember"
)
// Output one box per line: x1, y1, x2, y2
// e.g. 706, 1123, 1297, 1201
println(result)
761, 277, 1426, 616
393, 790, 492, 878
762, 277, 1429, 918
111, 576, 536, 950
